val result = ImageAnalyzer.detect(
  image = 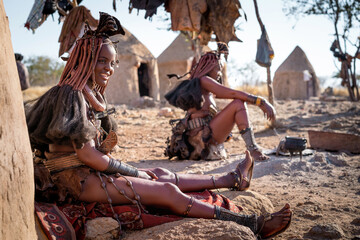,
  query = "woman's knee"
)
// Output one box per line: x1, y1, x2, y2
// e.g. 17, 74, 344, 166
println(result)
160, 182, 183, 203
152, 167, 173, 177
230, 99, 246, 110
160, 182, 187, 213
